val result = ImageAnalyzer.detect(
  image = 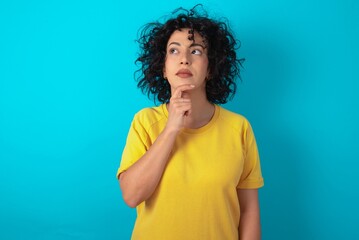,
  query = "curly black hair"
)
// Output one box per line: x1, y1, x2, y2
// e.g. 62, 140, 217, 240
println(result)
135, 5, 244, 104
